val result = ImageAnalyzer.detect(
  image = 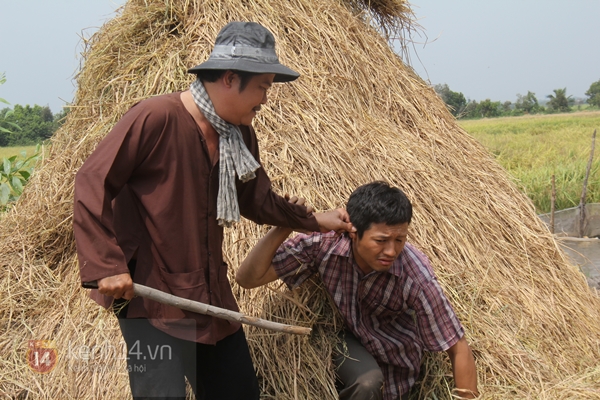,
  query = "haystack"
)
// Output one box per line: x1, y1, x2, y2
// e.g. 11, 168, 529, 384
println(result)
2, 0, 600, 398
